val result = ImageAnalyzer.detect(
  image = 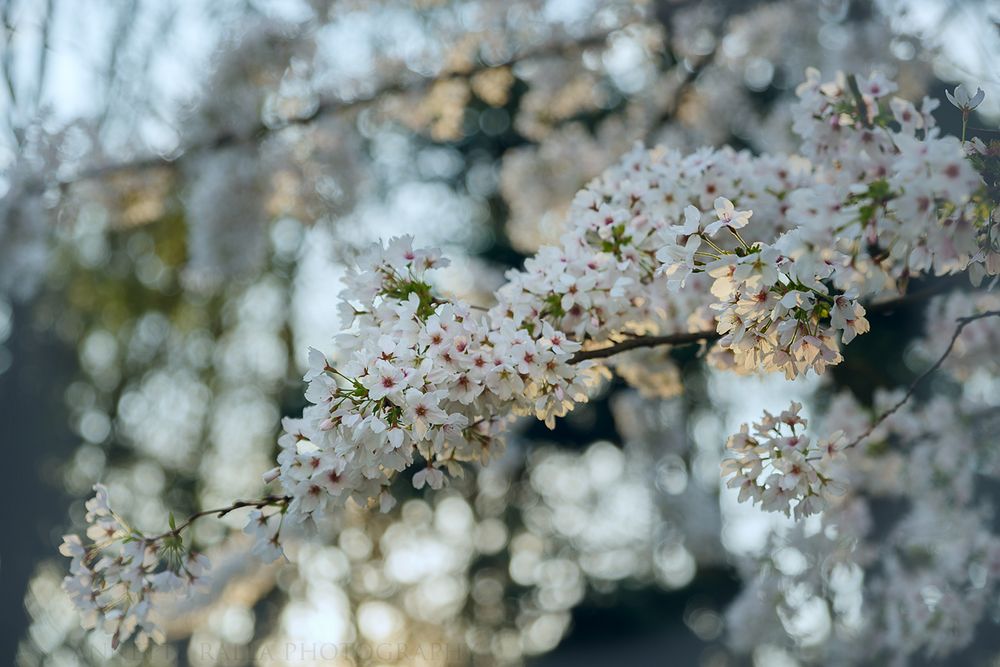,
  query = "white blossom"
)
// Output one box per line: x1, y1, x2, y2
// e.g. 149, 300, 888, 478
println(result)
944, 83, 985, 112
